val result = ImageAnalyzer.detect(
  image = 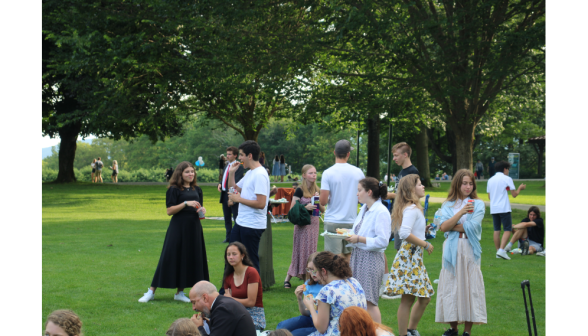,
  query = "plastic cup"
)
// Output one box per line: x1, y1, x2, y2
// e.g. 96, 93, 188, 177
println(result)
467, 199, 474, 213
